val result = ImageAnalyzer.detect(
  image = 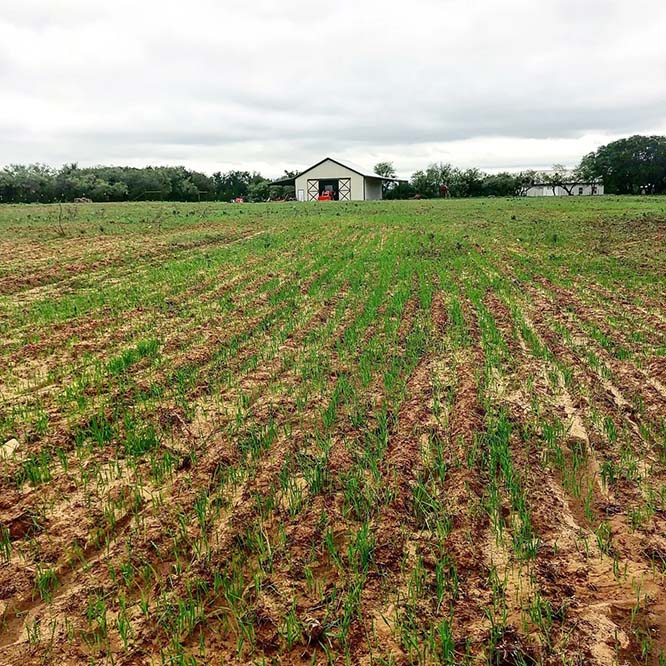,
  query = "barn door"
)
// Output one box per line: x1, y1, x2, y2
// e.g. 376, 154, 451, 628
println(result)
339, 178, 351, 201
307, 180, 319, 201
